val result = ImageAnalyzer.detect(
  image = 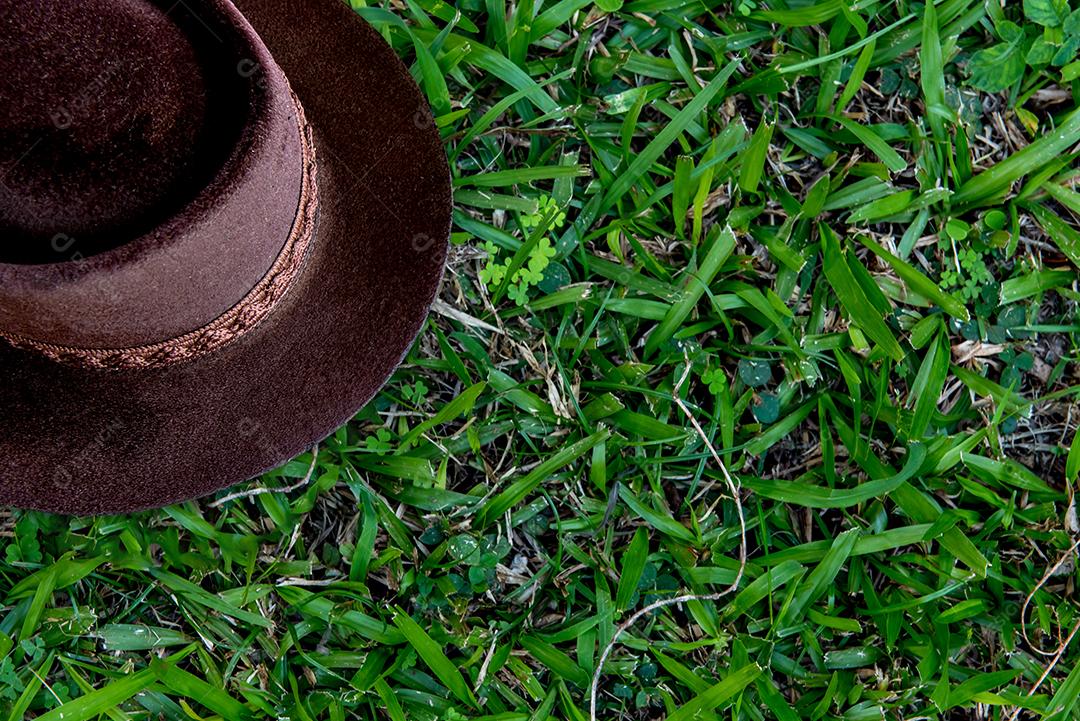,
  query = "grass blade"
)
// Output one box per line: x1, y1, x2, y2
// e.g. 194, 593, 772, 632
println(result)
645, 225, 736, 356
738, 119, 774, 194
779, 528, 860, 627
392, 608, 479, 707
615, 527, 649, 611
666, 664, 762, 721
151, 661, 254, 720
1028, 201, 1080, 267
953, 107, 1080, 207
820, 224, 906, 361
34, 668, 159, 721
743, 443, 926, 508
857, 234, 969, 320
477, 429, 610, 526
834, 116, 907, 172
